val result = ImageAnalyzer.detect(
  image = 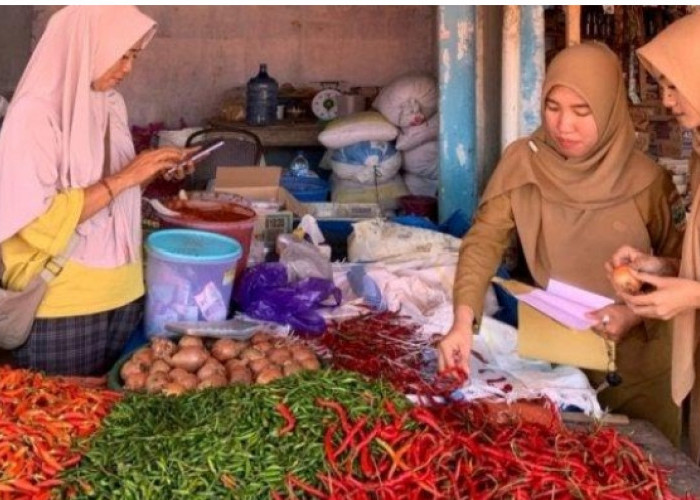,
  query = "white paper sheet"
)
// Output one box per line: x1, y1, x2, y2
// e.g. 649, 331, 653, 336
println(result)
516, 279, 614, 330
